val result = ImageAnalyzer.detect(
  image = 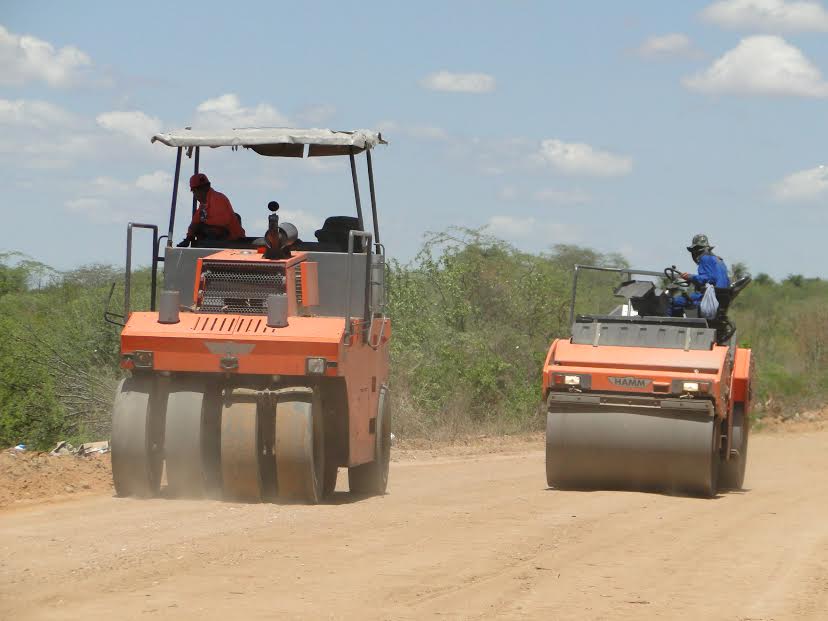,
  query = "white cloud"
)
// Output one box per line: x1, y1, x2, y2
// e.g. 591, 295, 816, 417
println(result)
702, 0, 828, 32
487, 215, 536, 237
296, 103, 336, 125
65, 197, 109, 216
96, 110, 163, 143
407, 125, 449, 140
375, 120, 398, 133
0, 24, 92, 87
497, 186, 519, 202
376, 120, 448, 141
195, 94, 289, 128
0, 98, 74, 128
135, 171, 173, 192
683, 35, 828, 97
537, 139, 633, 177
420, 71, 496, 93
65, 171, 177, 221
636, 33, 699, 59
485, 216, 575, 243
90, 176, 130, 195
772, 164, 828, 201
532, 188, 591, 205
